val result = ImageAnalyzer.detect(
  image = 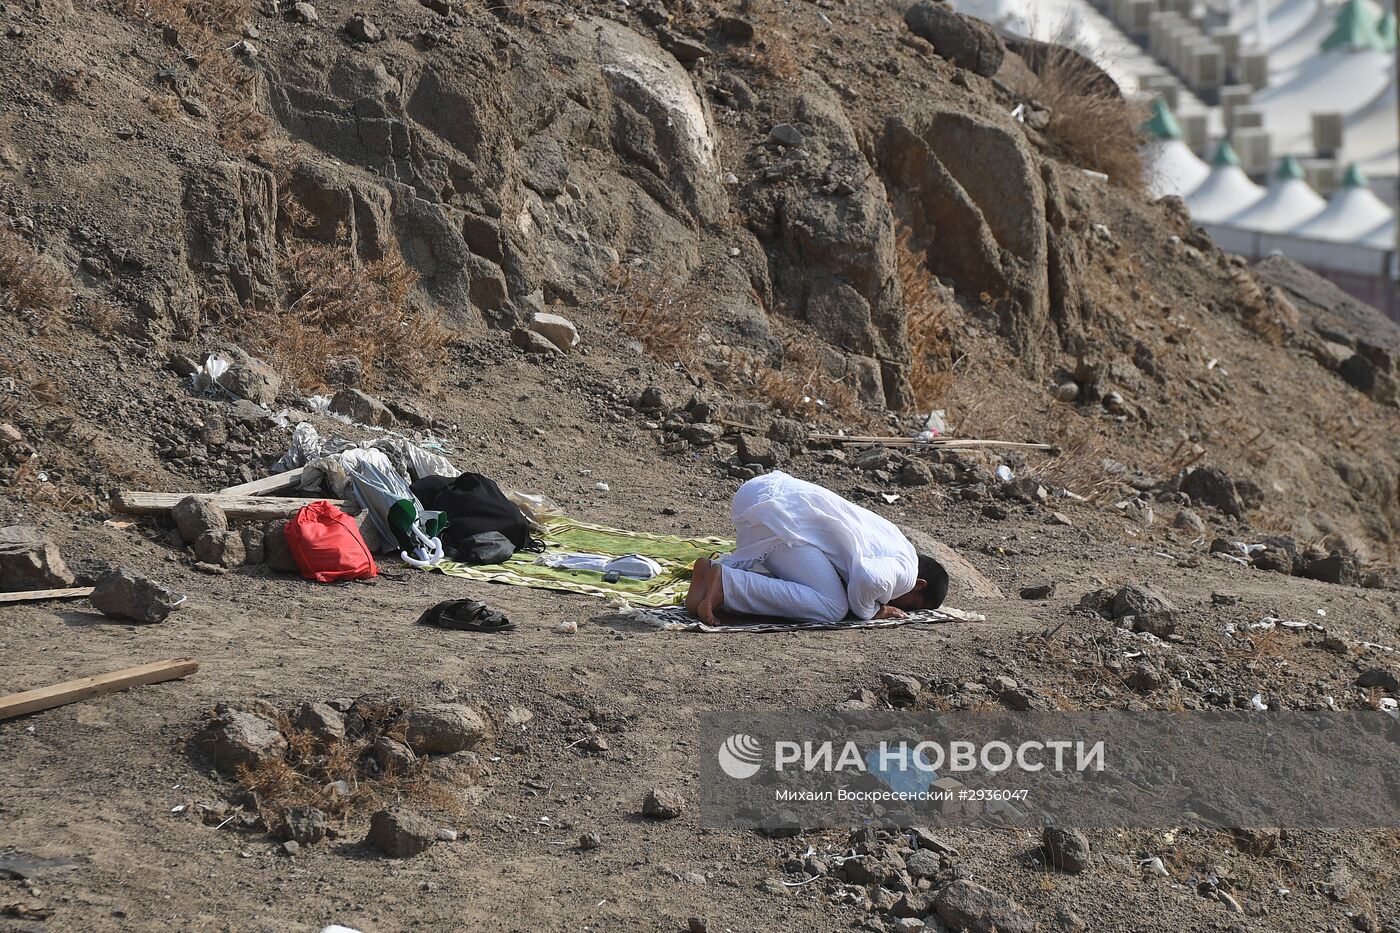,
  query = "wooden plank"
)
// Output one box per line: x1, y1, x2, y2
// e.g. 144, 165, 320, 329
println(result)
808, 434, 1054, 451
112, 491, 350, 520
219, 468, 304, 497
0, 587, 94, 604
0, 658, 199, 720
